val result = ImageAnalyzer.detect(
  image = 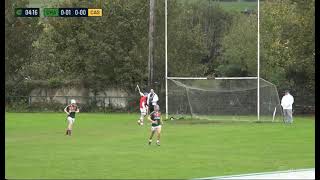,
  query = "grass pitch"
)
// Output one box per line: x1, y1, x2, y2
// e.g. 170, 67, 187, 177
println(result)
5, 113, 314, 179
